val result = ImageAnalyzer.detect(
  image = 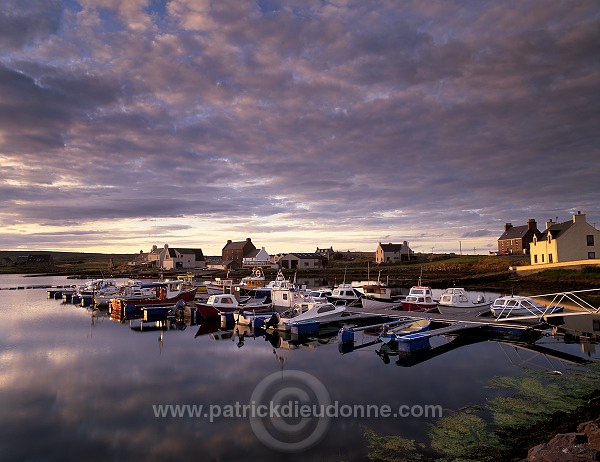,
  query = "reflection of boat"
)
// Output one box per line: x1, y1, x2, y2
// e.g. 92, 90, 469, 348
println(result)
379, 318, 431, 343
437, 288, 491, 316
400, 286, 437, 311
195, 293, 271, 319
490, 295, 564, 318
264, 300, 348, 331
